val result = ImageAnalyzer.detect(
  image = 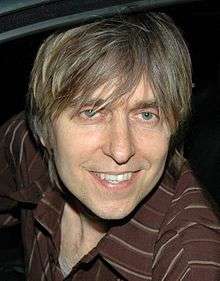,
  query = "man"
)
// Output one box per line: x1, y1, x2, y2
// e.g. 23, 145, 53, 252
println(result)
0, 12, 220, 281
